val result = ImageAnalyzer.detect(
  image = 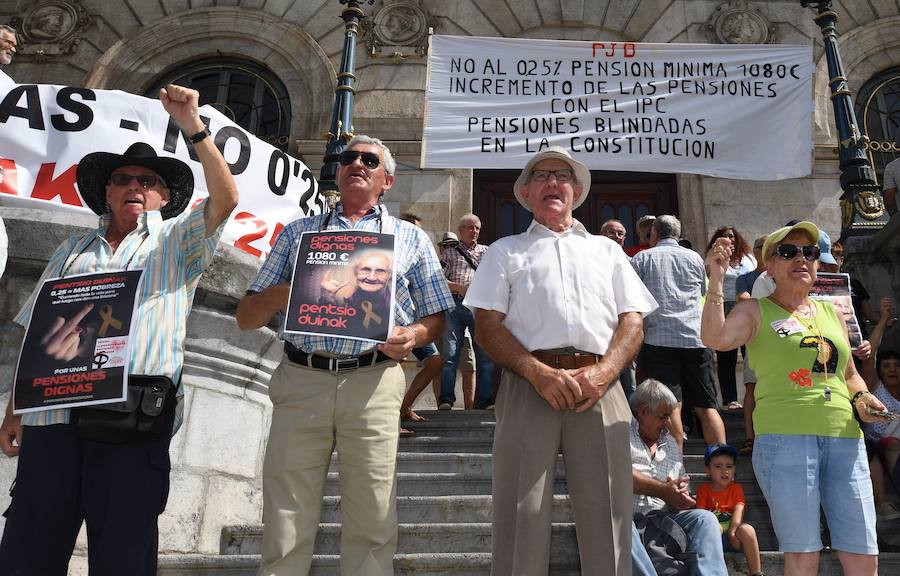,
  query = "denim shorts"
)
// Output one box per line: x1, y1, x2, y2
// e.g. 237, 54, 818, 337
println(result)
412, 342, 439, 362
752, 434, 878, 555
